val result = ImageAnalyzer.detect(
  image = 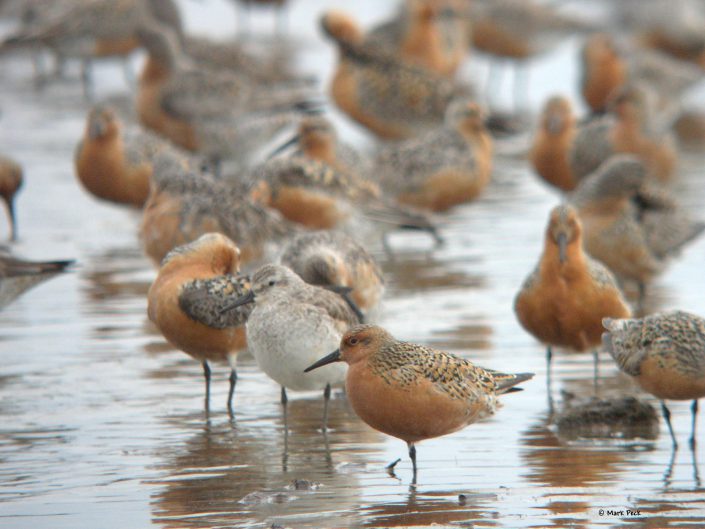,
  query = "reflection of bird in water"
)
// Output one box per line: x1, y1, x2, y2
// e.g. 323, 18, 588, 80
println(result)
150, 409, 365, 528
520, 416, 630, 520
0, 250, 73, 310
305, 324, 532, 482
603, 310, 705, 450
